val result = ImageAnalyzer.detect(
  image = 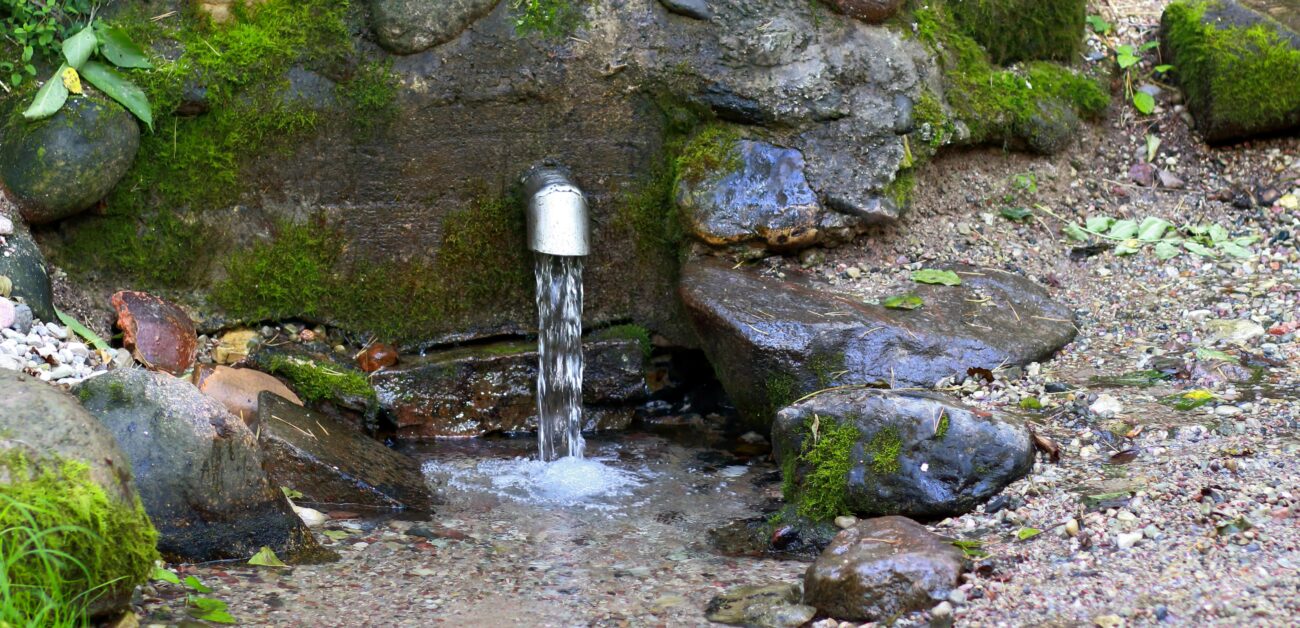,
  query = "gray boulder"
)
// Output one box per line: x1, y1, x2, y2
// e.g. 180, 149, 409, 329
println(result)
679, 258, 1077, 428
804, 516, 965, 621
660, 0, 713, 20
372, 337, 645, 439
75, 369, 333, 563
0, 96, 140, 224
371, 0, 501, 54
773, 389, 1035, 520
676, 138, 870, 252
1161, 0, 1300, 143
0, 372, 157, 616
255, 392, 438, 511
0, 191, 55, 321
